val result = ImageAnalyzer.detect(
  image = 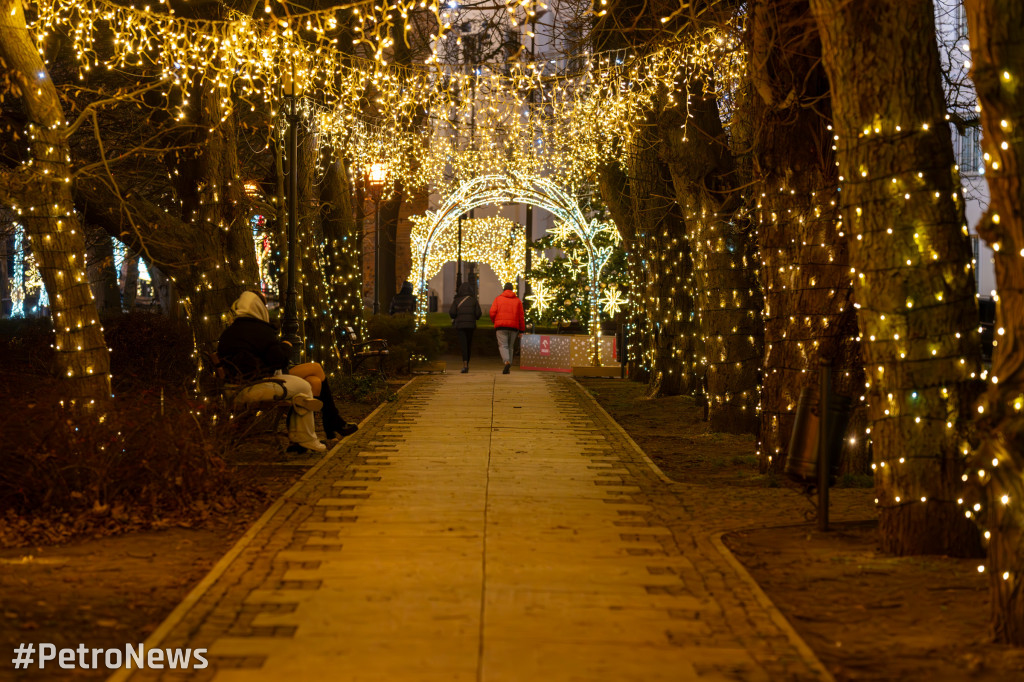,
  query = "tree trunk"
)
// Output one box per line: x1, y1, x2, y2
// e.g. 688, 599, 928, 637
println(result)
597, 162, 650, 383
274, 109, 288, 309
592, 0, 702, 395
296, 128, 342, 372
661, 81, 763, 434
85, 223, 121, 314
169, 83, 259, 350
600, 116, 702, 397
121, 250, 139, 311
354, 183, 368, 314
374, 14, 422, 318
963, 0, 1024, 645
0, 0, 111, 406
322, 158, 362, 334
377, 186, 402, 316
749, 0, 868, 474
811, 0, 983, 555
